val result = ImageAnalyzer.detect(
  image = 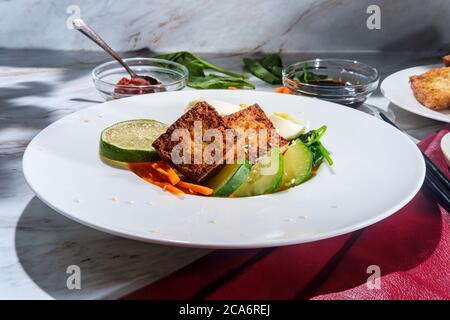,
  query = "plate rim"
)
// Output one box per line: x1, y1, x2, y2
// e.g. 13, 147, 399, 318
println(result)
22, 90, 426, 249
